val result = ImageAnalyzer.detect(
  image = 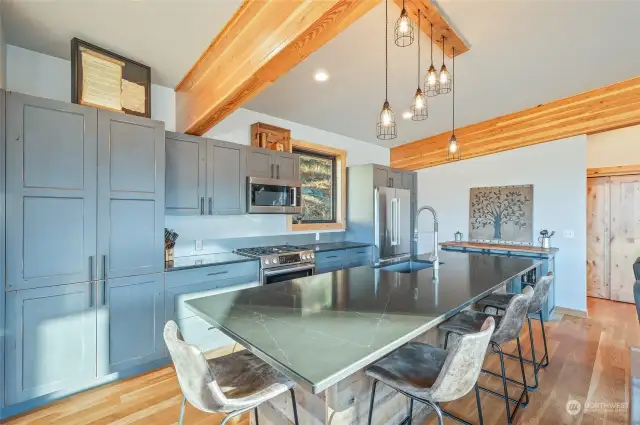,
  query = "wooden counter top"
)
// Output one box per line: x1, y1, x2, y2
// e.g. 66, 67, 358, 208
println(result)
441, 241, 559, 255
